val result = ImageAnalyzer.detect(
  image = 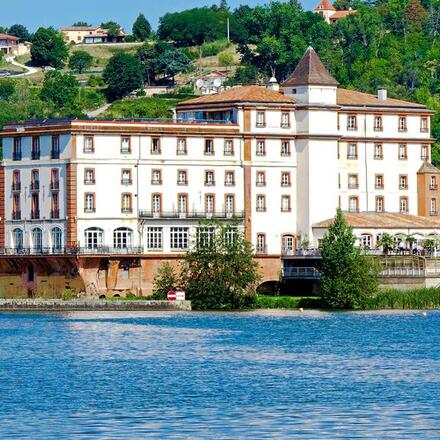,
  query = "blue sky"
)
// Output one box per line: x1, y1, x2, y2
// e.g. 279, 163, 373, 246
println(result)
1, 0, 316, 33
